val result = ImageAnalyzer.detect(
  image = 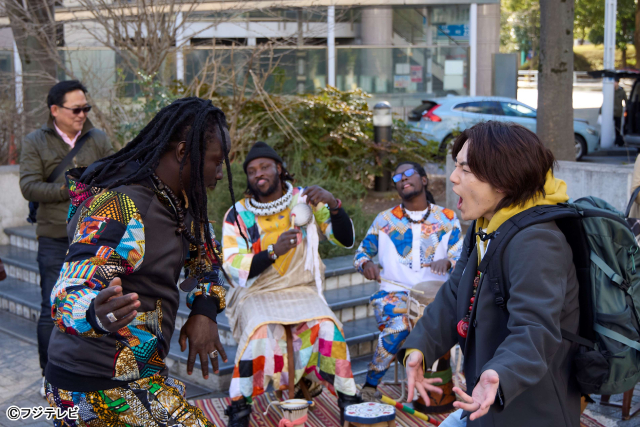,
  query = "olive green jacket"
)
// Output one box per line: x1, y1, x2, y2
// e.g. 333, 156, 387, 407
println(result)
19, 118, 114, 238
